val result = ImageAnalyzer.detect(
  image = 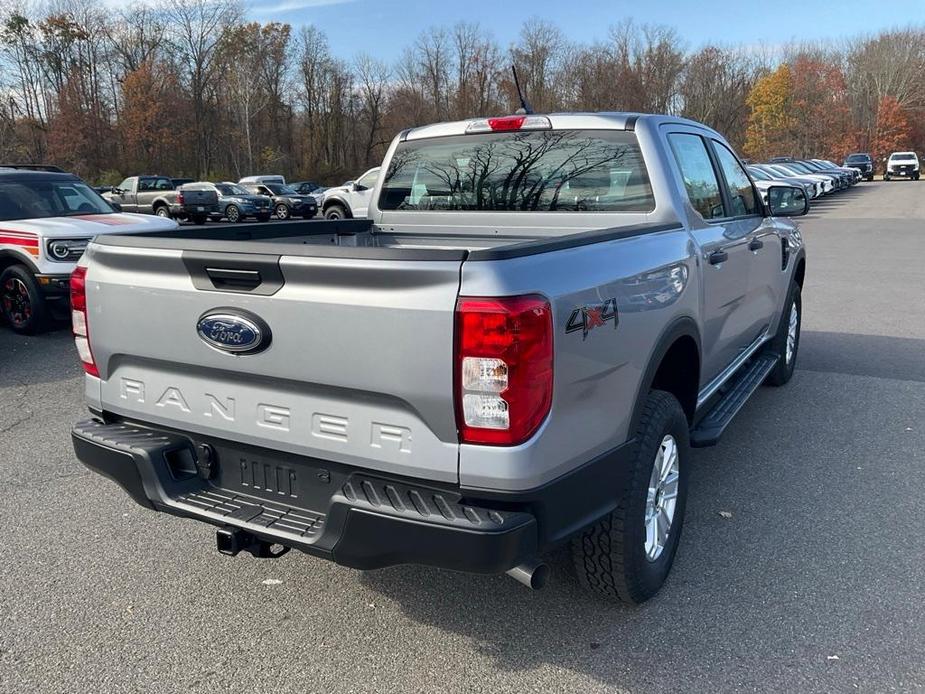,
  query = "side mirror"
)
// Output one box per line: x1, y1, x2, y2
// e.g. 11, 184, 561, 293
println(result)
767, 185, 809, 217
